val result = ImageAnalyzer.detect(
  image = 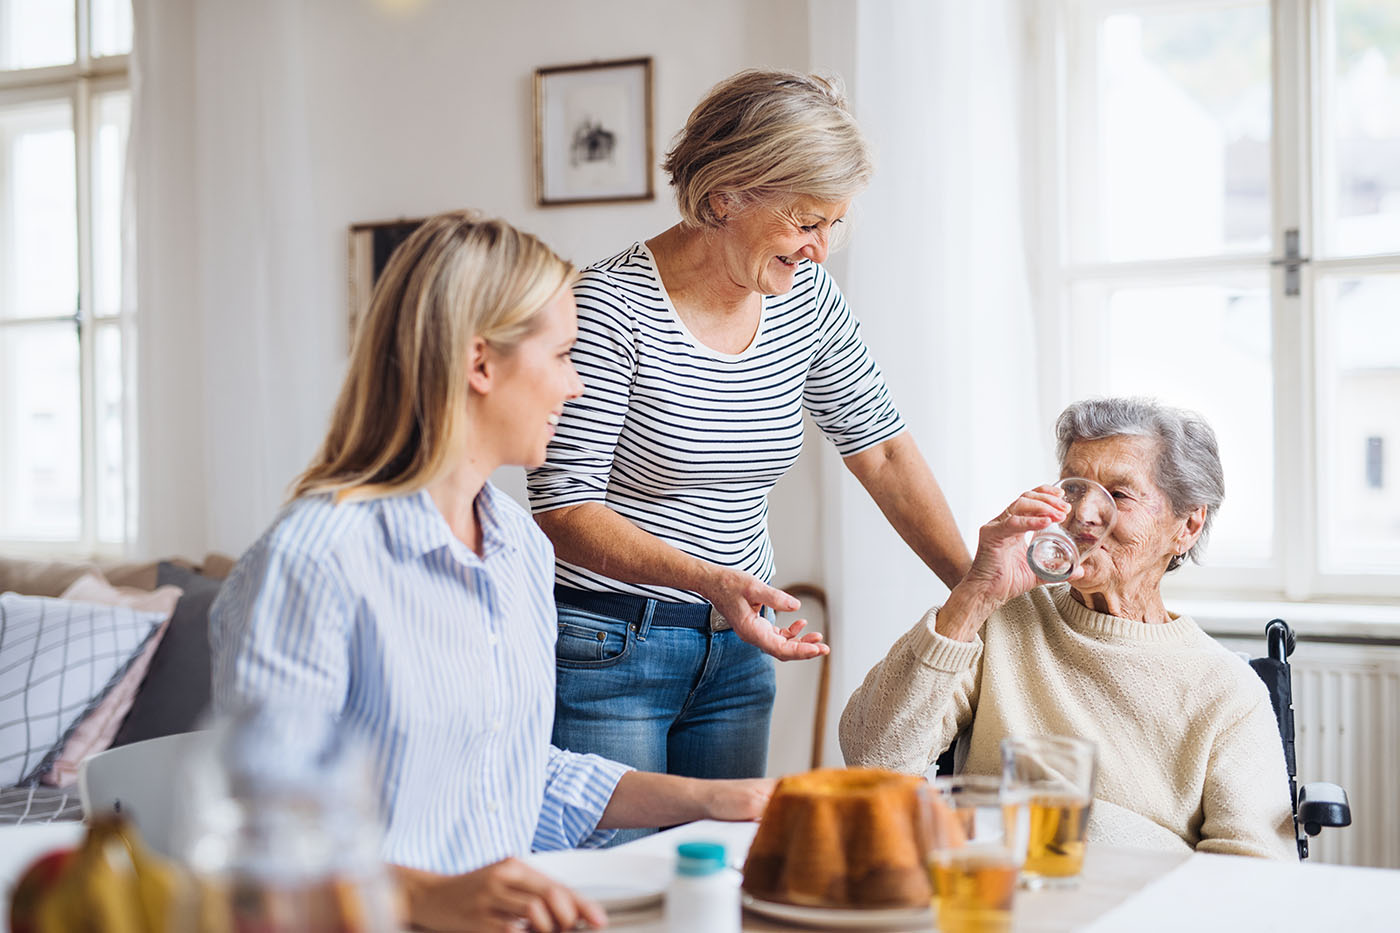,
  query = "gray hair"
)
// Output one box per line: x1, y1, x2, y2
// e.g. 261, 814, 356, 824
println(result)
662, 69, 873, 228
1054, 398, 1224, 572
